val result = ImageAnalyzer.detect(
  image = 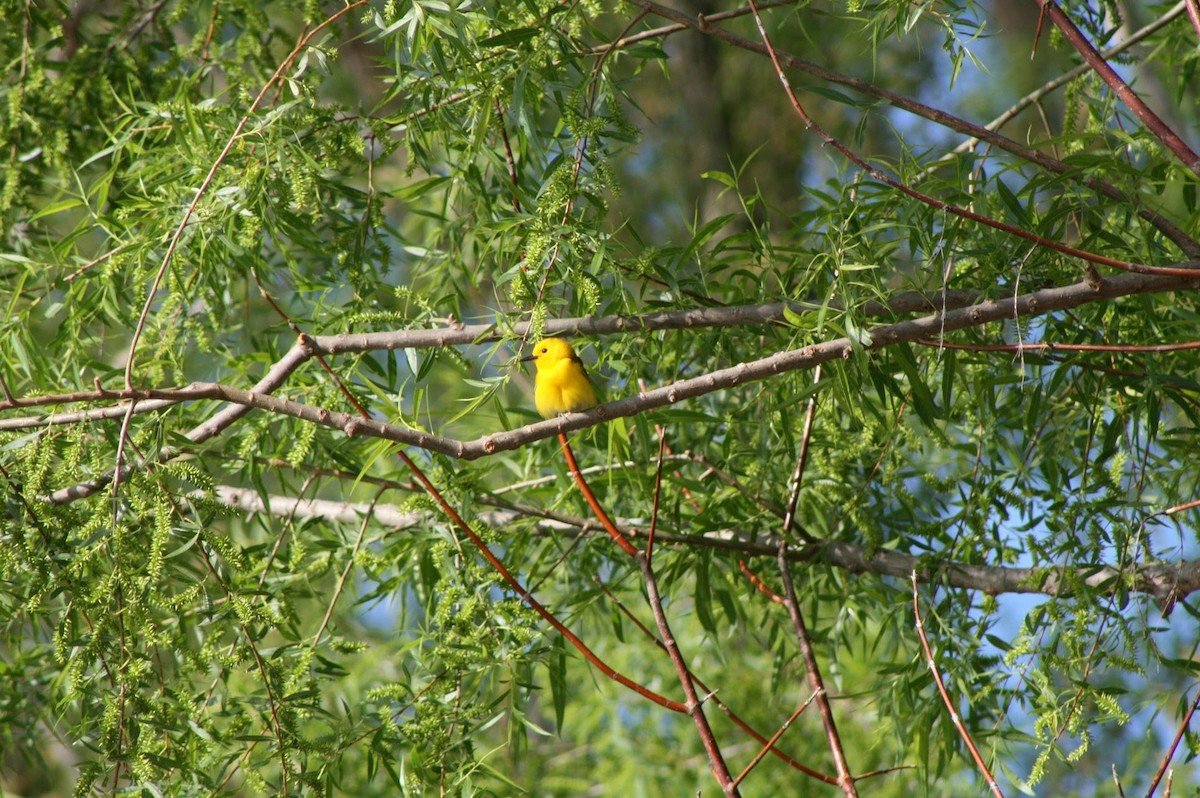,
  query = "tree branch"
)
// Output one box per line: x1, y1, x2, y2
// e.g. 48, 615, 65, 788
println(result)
11, 266, 1200, 504
203, 486, 1200, 604
1034, 0, 1200, 177
634, 0, 1200, 256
